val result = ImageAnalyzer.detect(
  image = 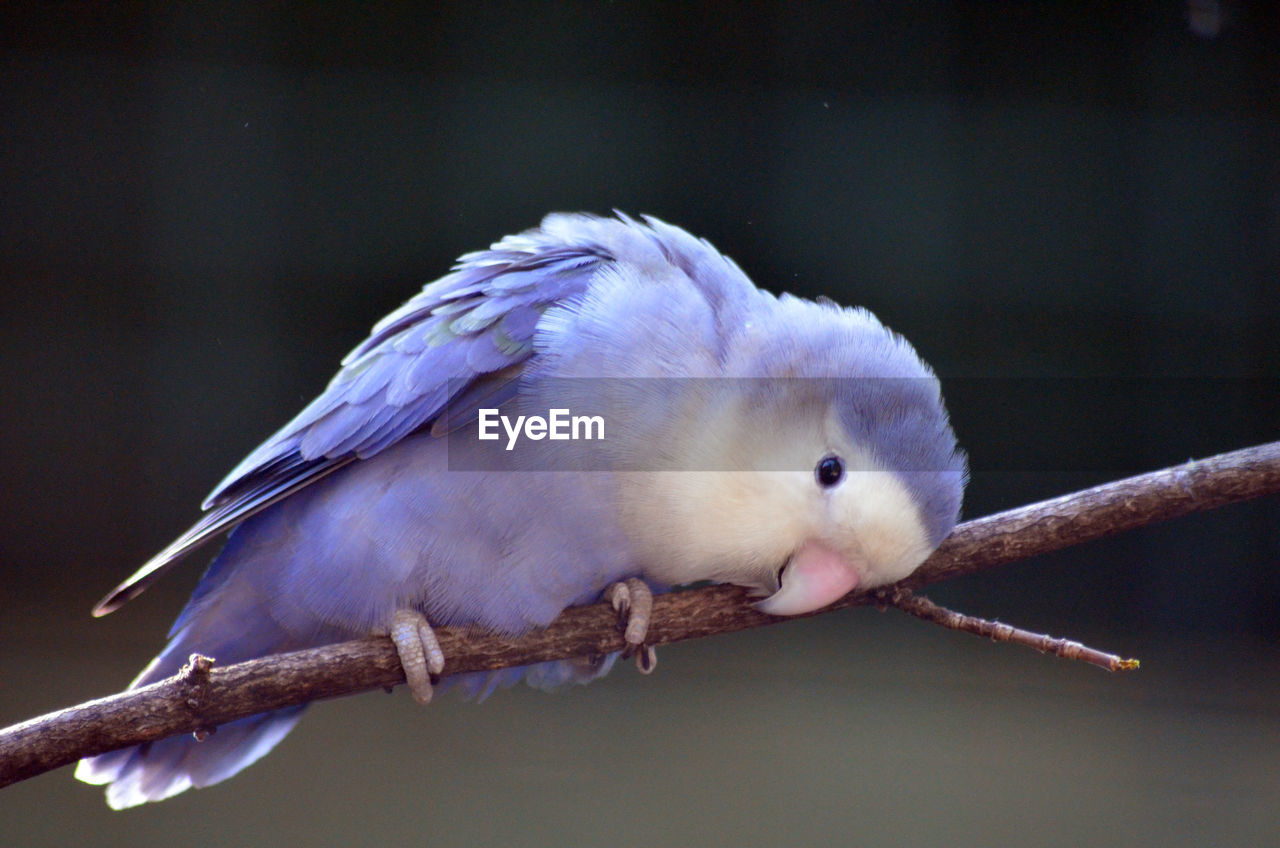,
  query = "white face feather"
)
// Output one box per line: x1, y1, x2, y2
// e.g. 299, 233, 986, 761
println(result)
617, 402, 933, 596
529, 236, 959, 601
